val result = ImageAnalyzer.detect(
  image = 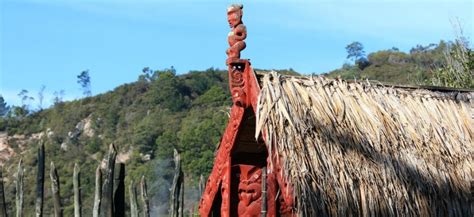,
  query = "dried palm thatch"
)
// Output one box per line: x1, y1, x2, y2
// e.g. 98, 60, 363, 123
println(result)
255, 71, 473, 217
